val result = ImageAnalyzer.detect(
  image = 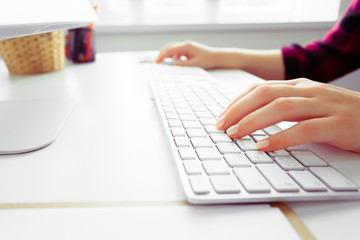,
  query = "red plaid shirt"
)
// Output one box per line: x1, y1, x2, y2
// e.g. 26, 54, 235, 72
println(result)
282, 0, 360, 82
